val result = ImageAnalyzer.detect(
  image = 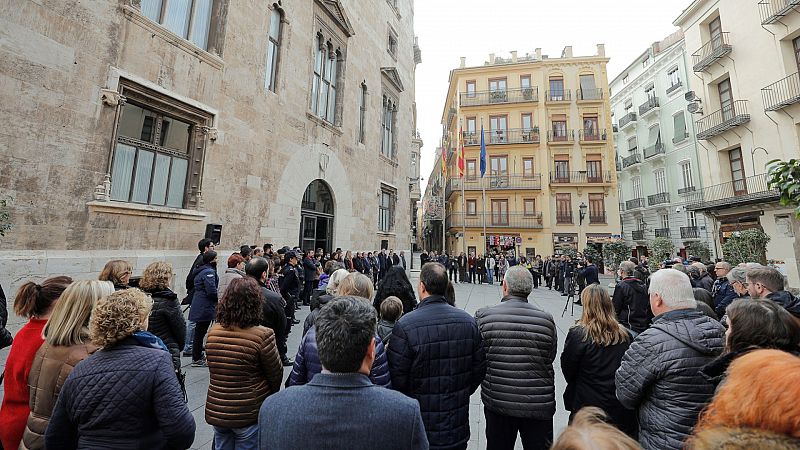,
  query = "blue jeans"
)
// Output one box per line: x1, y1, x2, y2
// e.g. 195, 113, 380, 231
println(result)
487, 269, 494, 284
183, 320, 196, 353
213, 424, 259, 450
